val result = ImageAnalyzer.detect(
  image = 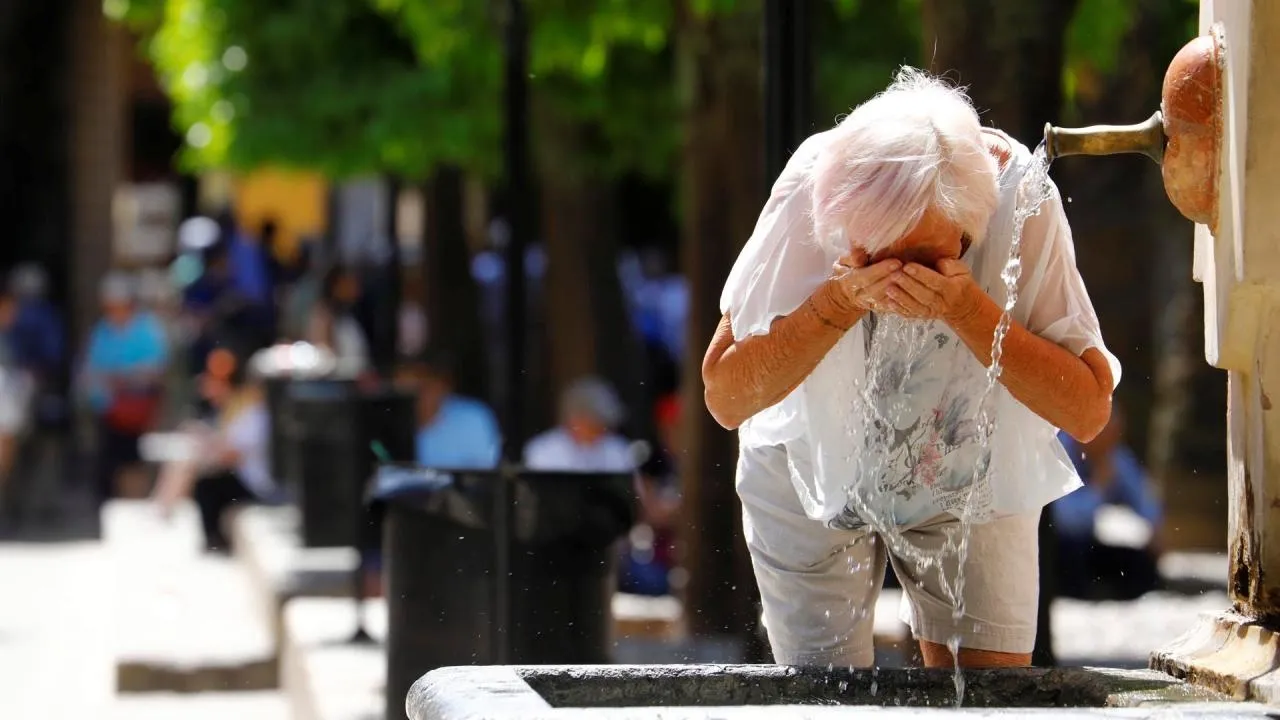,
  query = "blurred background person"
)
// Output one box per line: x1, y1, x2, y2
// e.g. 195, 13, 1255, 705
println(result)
1054, 406, 1165, 600
620, 392, 682, 596
7, 264, 65, 405
80, 272, 168, 504
398, 275, 428, 361
306, 265, 371, 374
280, 239, 322, 342
0, 287, 34, 526
152, 335, 280, 553
0, 266, 66, 531
403, 350, 500, 470
523, 376, 635, 473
